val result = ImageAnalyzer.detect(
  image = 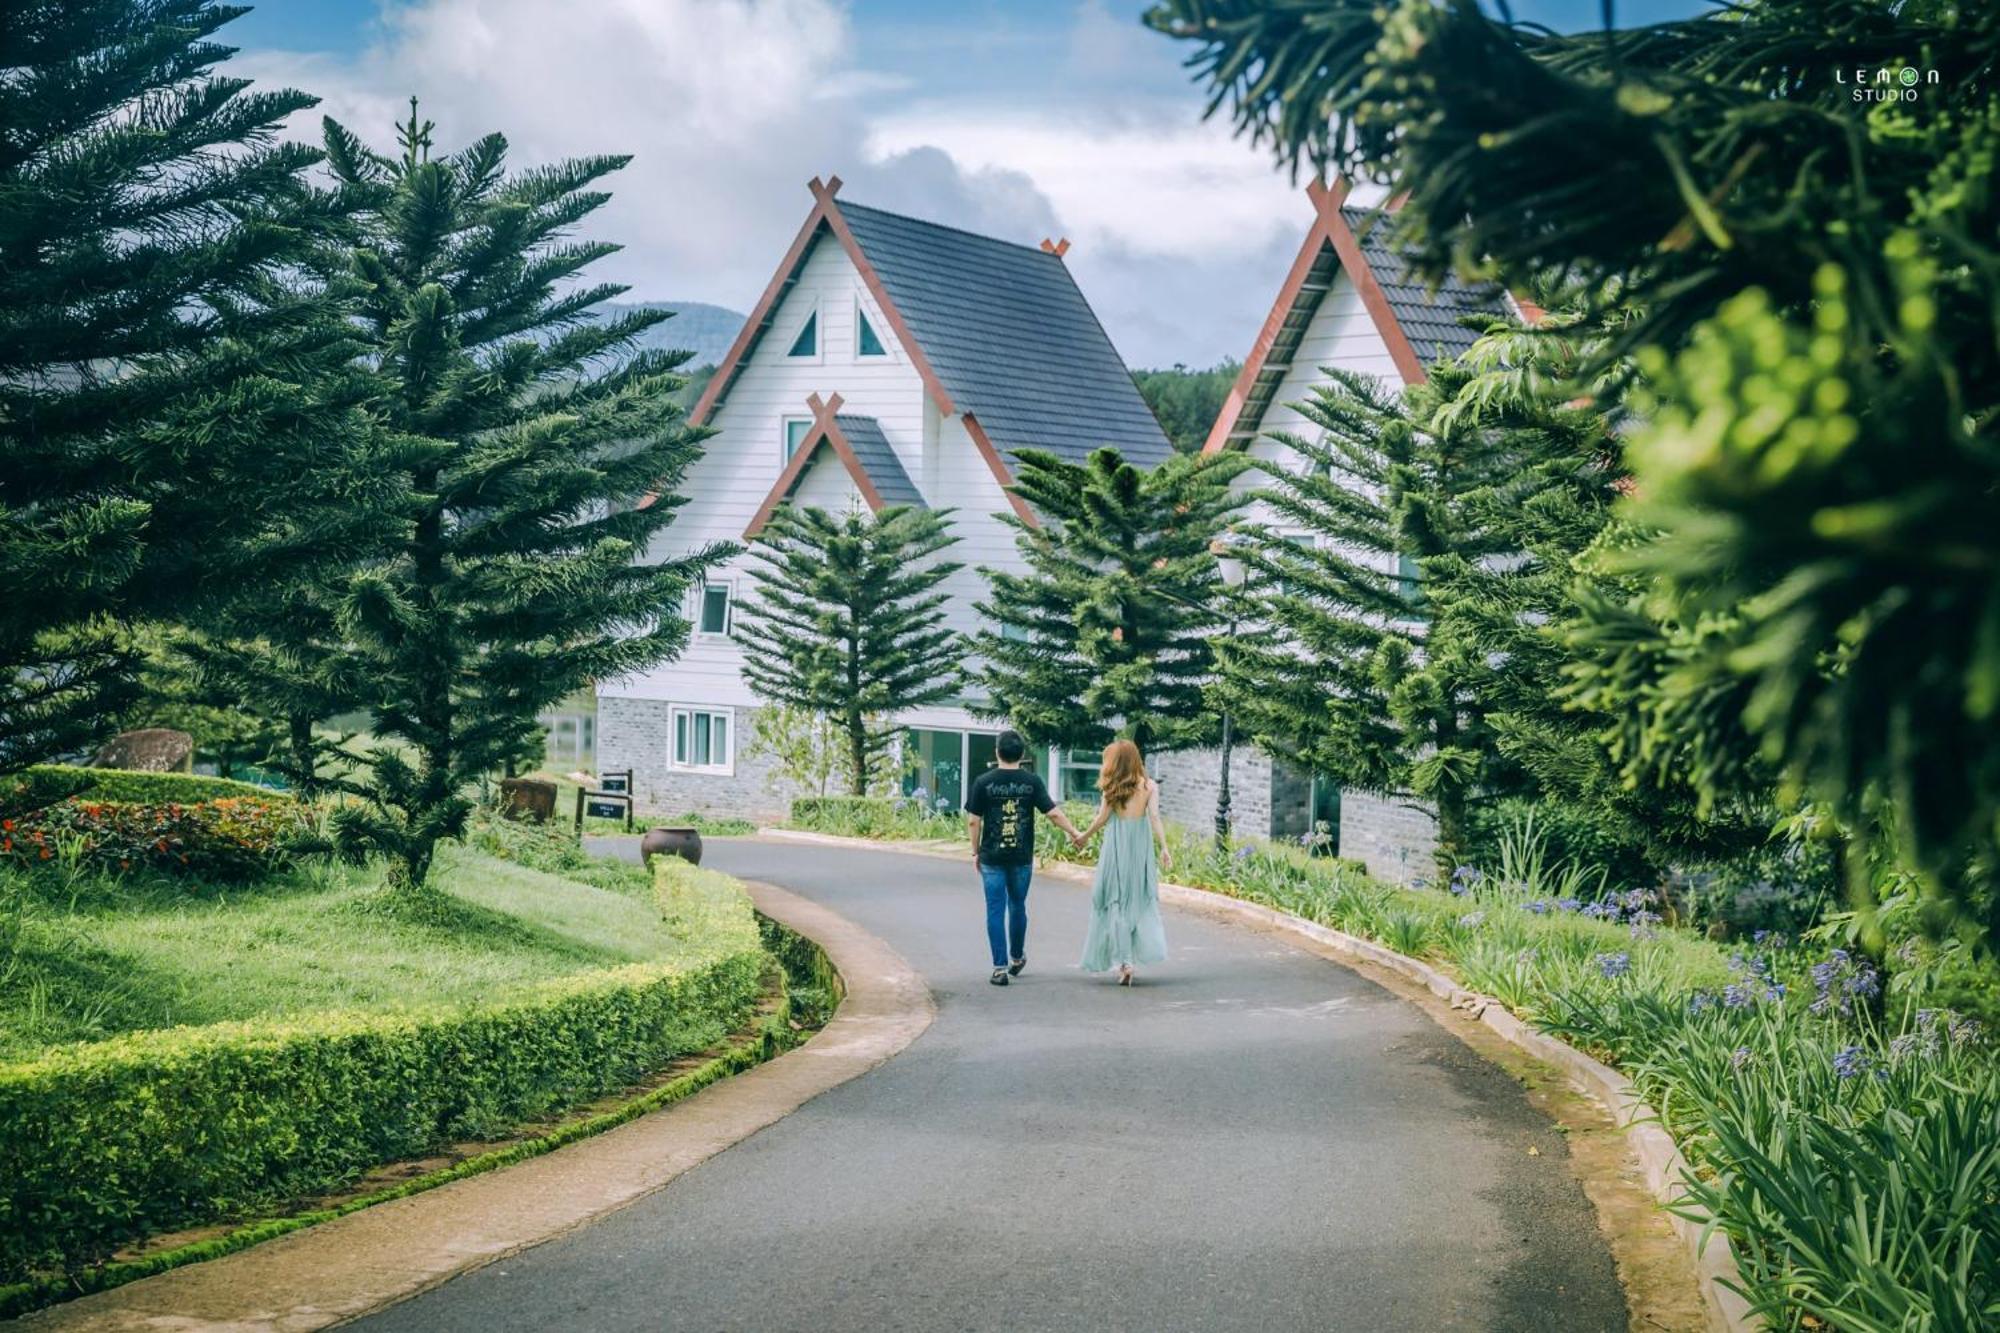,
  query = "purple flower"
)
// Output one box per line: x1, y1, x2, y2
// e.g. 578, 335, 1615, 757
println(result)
1555, 898, 1581, 914
1808, 949, 1879, 1019
1832, 1045, 1871, 1080
1524, 899, 1550, 915
1722, 982, 1756, 1009
1457, 911, 1485, 928
1449, 865, 1483, 896
1730, 1046, 1753, 1069
1688, 991, 1716, 1014
1595, 951, 1631, 980
1752, 929, 1788, 950
1889, 1033, 1920, 1060
1949, 1014, 1984, 1046
1234, 844, 1255, 862
1580, 901, 1617, 921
